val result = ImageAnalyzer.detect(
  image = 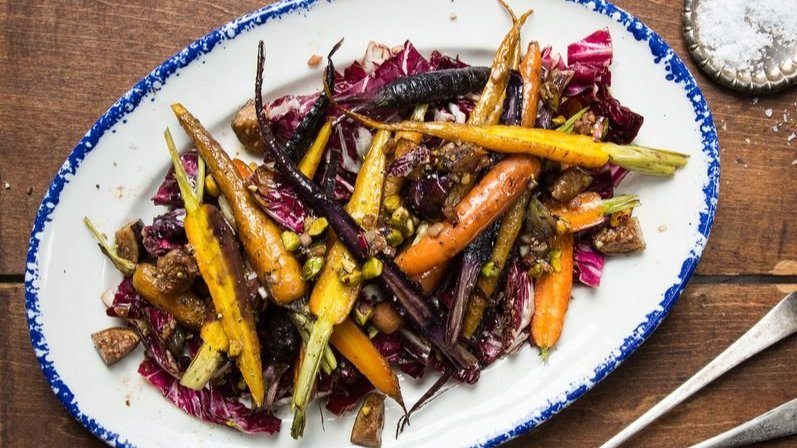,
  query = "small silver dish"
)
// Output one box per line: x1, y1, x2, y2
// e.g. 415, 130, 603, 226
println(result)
683, 0, 797, 94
